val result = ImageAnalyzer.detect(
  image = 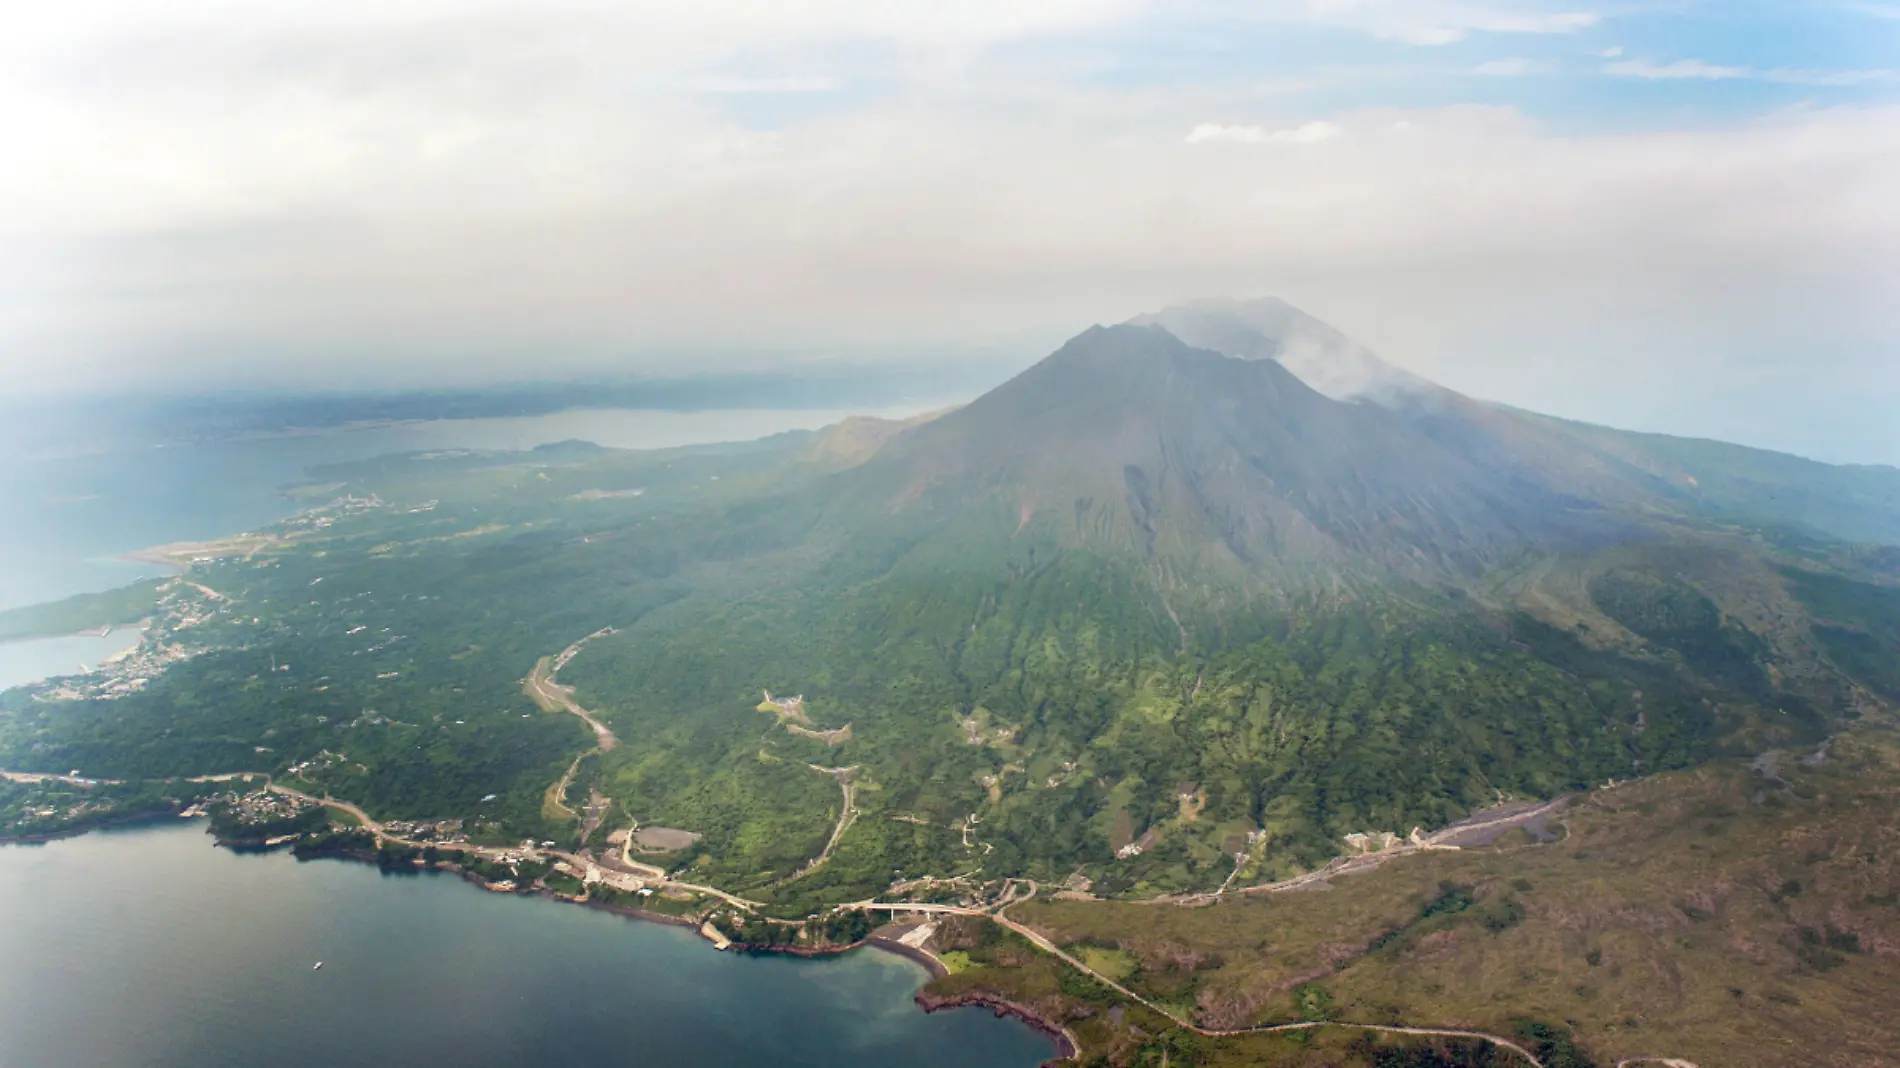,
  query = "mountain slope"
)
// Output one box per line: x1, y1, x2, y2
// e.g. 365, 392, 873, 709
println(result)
5, 302, 1896, 921
1513, 409, 1900, 546
1134, 297, 1900, 549
843, 323, 1620, 589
